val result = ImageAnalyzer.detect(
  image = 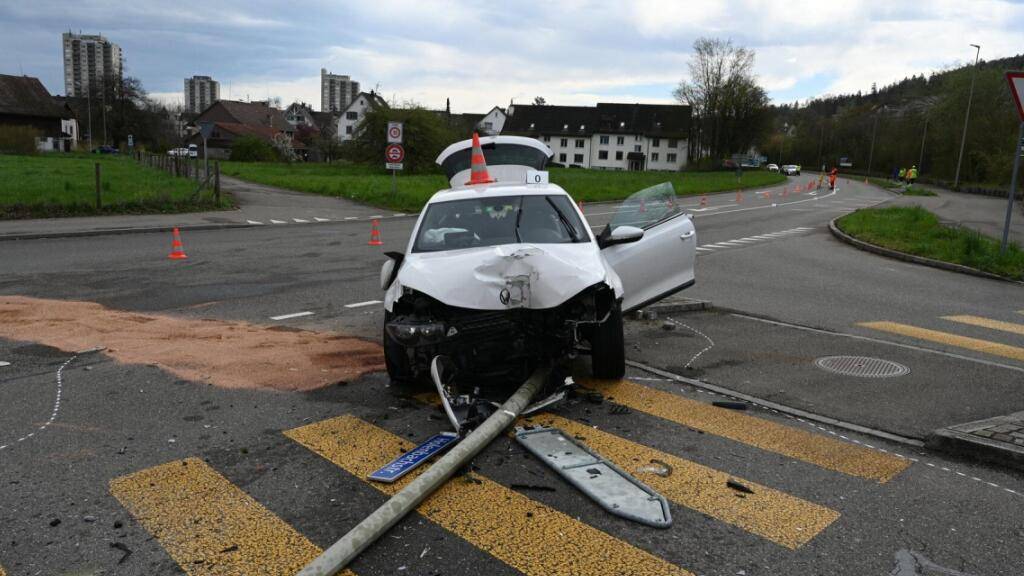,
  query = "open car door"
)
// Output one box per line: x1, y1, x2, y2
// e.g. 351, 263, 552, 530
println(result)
599, 183, 696, 313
